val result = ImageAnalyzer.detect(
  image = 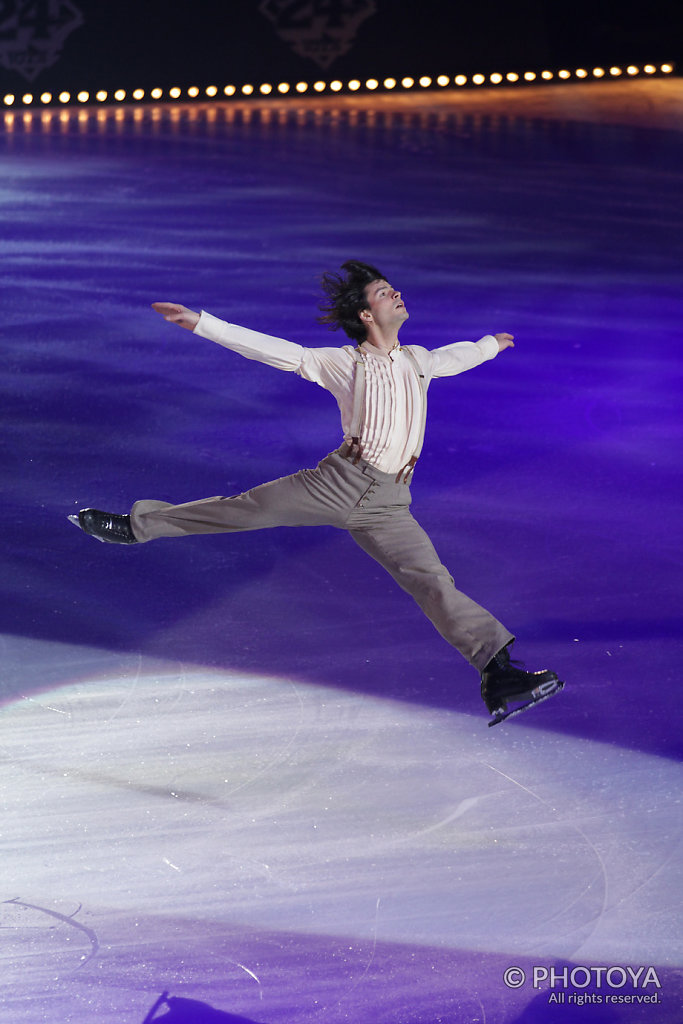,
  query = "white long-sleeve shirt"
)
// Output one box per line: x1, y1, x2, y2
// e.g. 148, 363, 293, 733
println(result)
194, 311, 499, 474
